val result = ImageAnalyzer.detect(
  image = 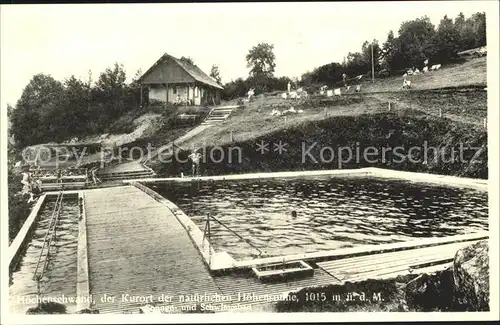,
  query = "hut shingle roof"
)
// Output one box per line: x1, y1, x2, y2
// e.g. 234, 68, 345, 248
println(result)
139, 53, 223, 89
